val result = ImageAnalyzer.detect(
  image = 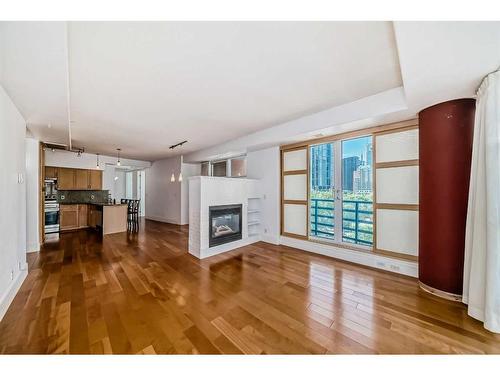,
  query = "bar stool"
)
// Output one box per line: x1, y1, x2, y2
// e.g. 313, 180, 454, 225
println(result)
127, 199, 140, 232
